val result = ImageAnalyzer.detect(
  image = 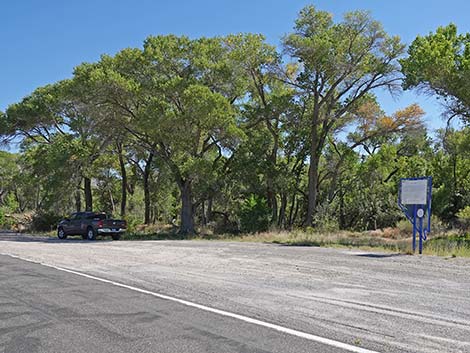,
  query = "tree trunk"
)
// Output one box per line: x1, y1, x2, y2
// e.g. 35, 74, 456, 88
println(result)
267, 126, 279, 224
75, 190, 81, 212
75, 188, 82, 212
306, 153, 320, 227
179, 179, 194, 234
84, 177, 93, 211
292, 196, 300, 226
119, 150, 127, 218
278, 193, 287, 228
267, 179, 278, 224
143, 152, 154, 225
206, 196, 213, 223
338, 179, 346, 229
143, 176, 151, 224
118, 146, 127, 218
306, 103, 321, 227
288, 194, 296, 228
201, 200, 207, 226
35, 184, 41, 210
